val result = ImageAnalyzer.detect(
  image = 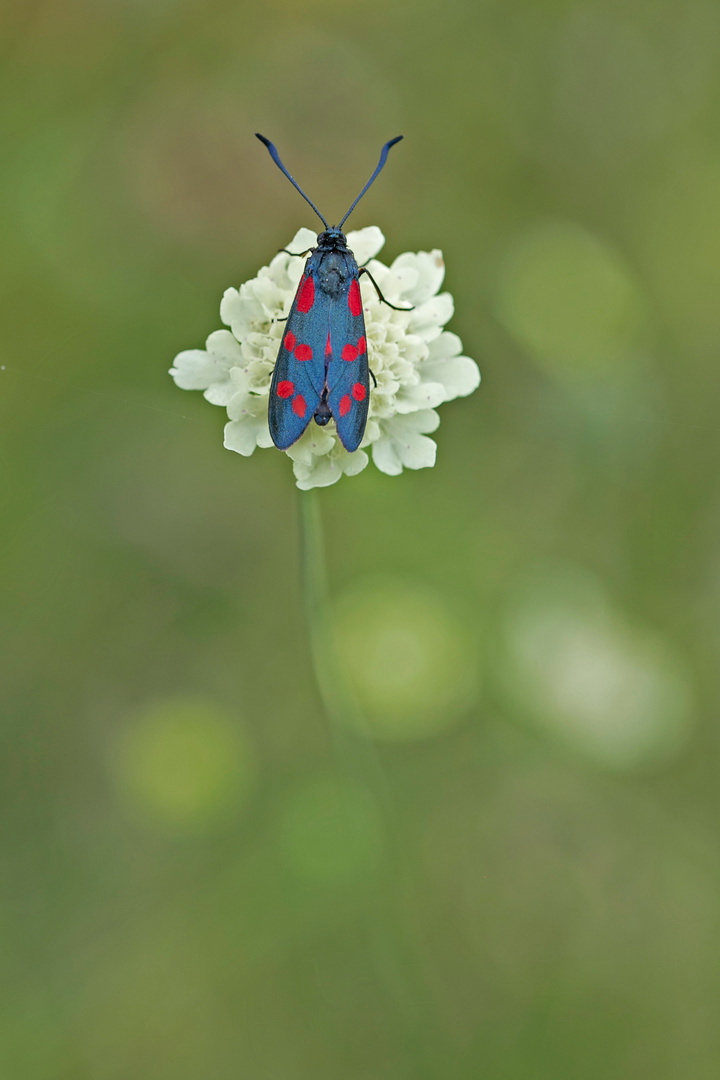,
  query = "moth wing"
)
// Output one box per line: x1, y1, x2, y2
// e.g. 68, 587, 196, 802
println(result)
326, 275, 370, 453
268, 269, 329, 450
